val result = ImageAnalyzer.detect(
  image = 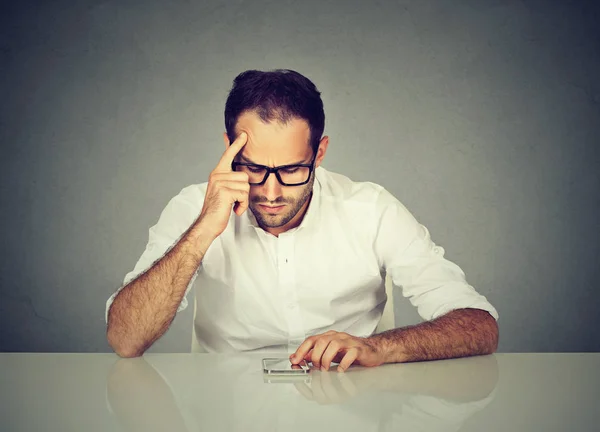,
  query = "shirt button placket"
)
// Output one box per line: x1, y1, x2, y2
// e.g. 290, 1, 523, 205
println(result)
277, 234, 305, 347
